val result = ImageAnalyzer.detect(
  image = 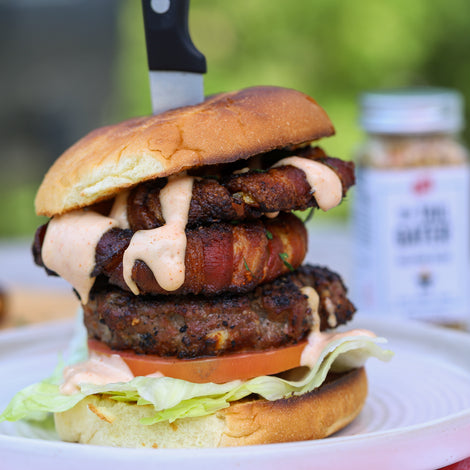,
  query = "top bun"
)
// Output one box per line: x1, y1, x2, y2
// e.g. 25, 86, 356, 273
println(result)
35, 86, 334, 217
